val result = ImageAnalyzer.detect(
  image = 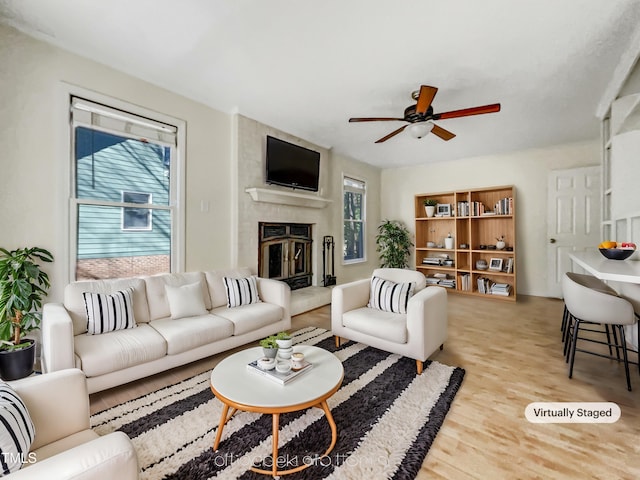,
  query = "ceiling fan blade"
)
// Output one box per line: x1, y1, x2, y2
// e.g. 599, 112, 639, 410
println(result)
431, 124, 456, 141
375, 125, 408, 143
415, 85, 438, 115
434, 103, 501, 120
349, 117, 405, 122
